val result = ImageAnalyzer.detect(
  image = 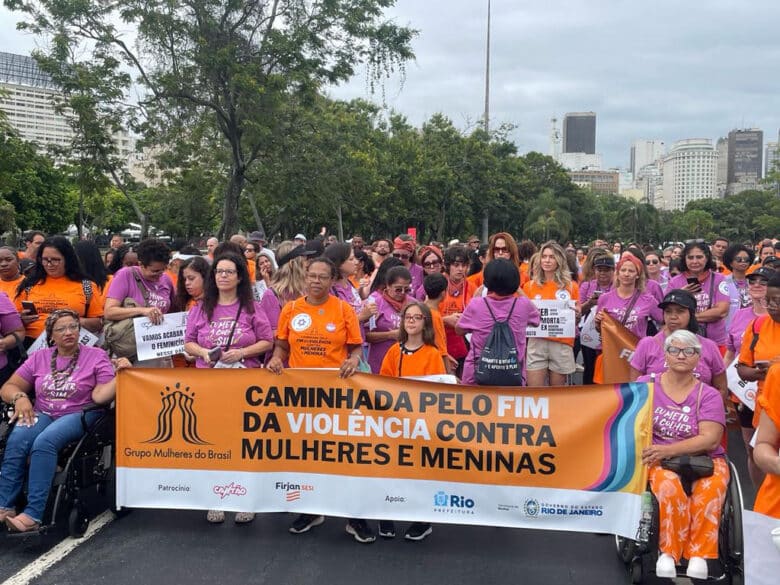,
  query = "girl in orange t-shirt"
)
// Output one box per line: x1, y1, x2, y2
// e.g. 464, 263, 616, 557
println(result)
380, 302, 446, 378
378, 301, 442, 542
